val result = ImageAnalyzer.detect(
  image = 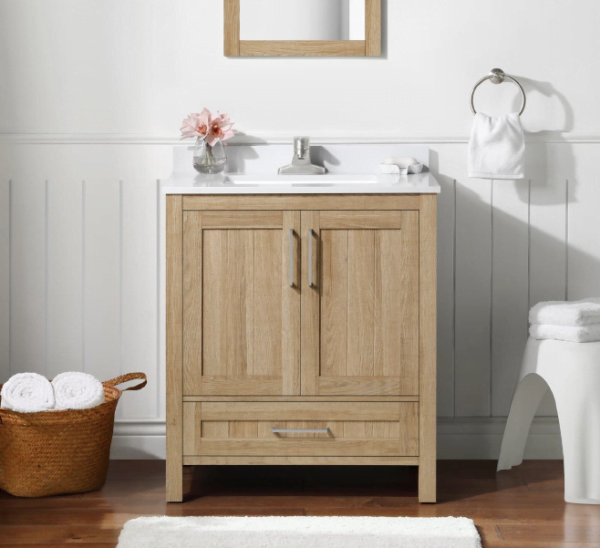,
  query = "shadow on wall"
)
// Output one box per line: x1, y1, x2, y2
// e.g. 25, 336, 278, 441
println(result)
429, 103, 600, 417
512, 75, 577, 205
